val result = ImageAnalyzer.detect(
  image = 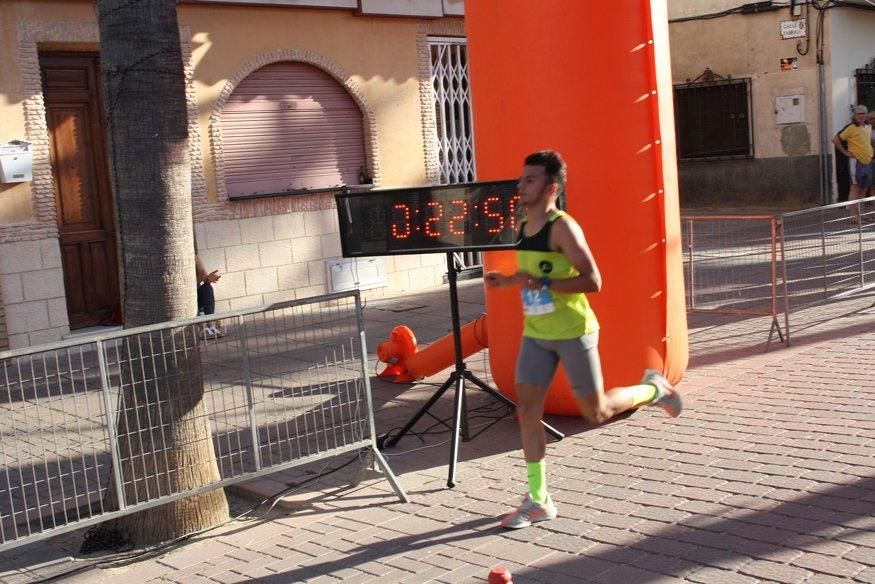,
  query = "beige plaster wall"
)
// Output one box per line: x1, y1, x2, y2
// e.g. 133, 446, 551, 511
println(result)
670, 10, 821, 159
178, 3, 430, 198
0, 0, 461, 348
0, 1, 99, 225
